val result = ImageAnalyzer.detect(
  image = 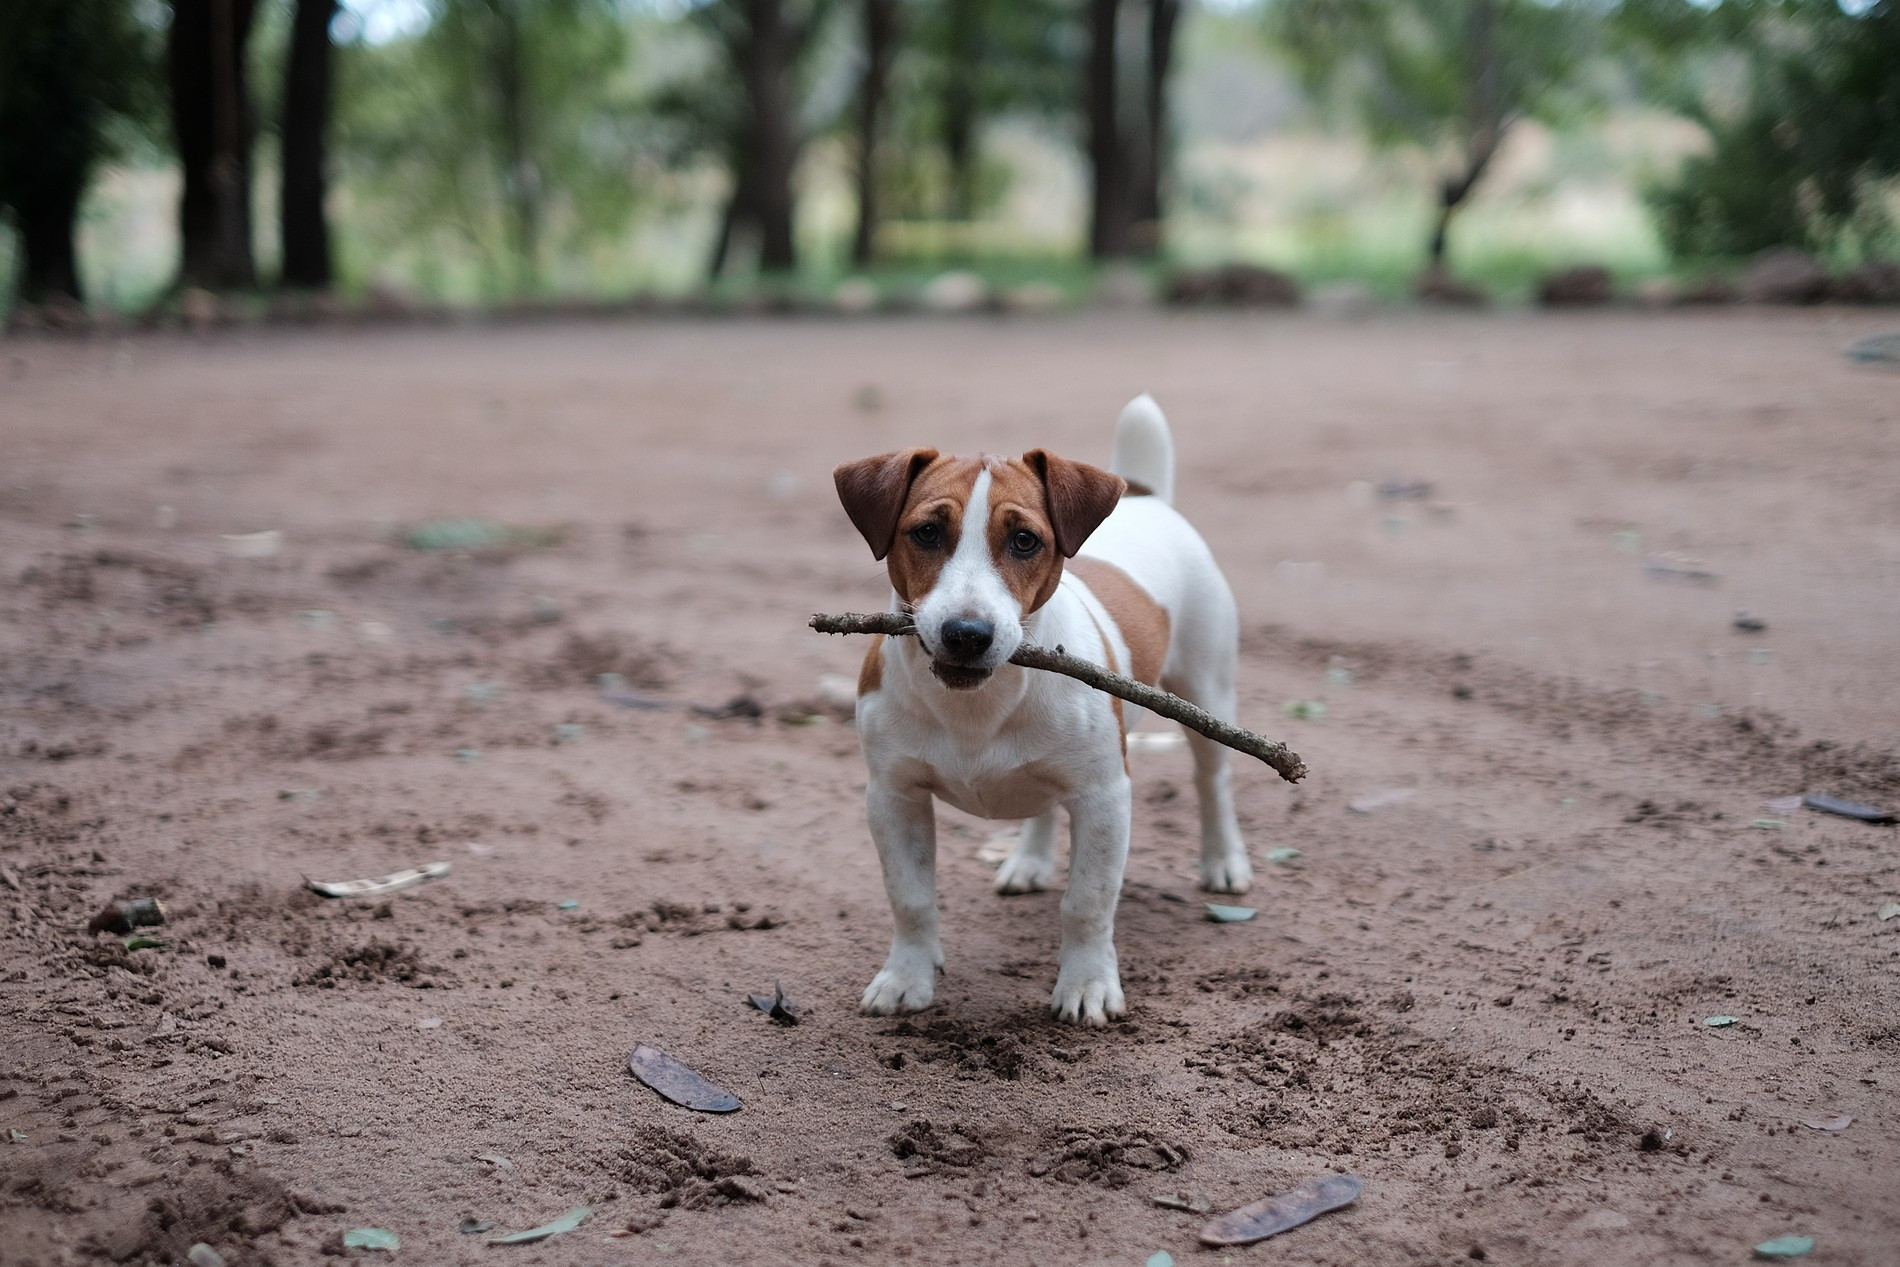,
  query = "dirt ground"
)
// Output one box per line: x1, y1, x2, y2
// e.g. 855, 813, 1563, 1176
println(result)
2, 310, 1898, 1267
